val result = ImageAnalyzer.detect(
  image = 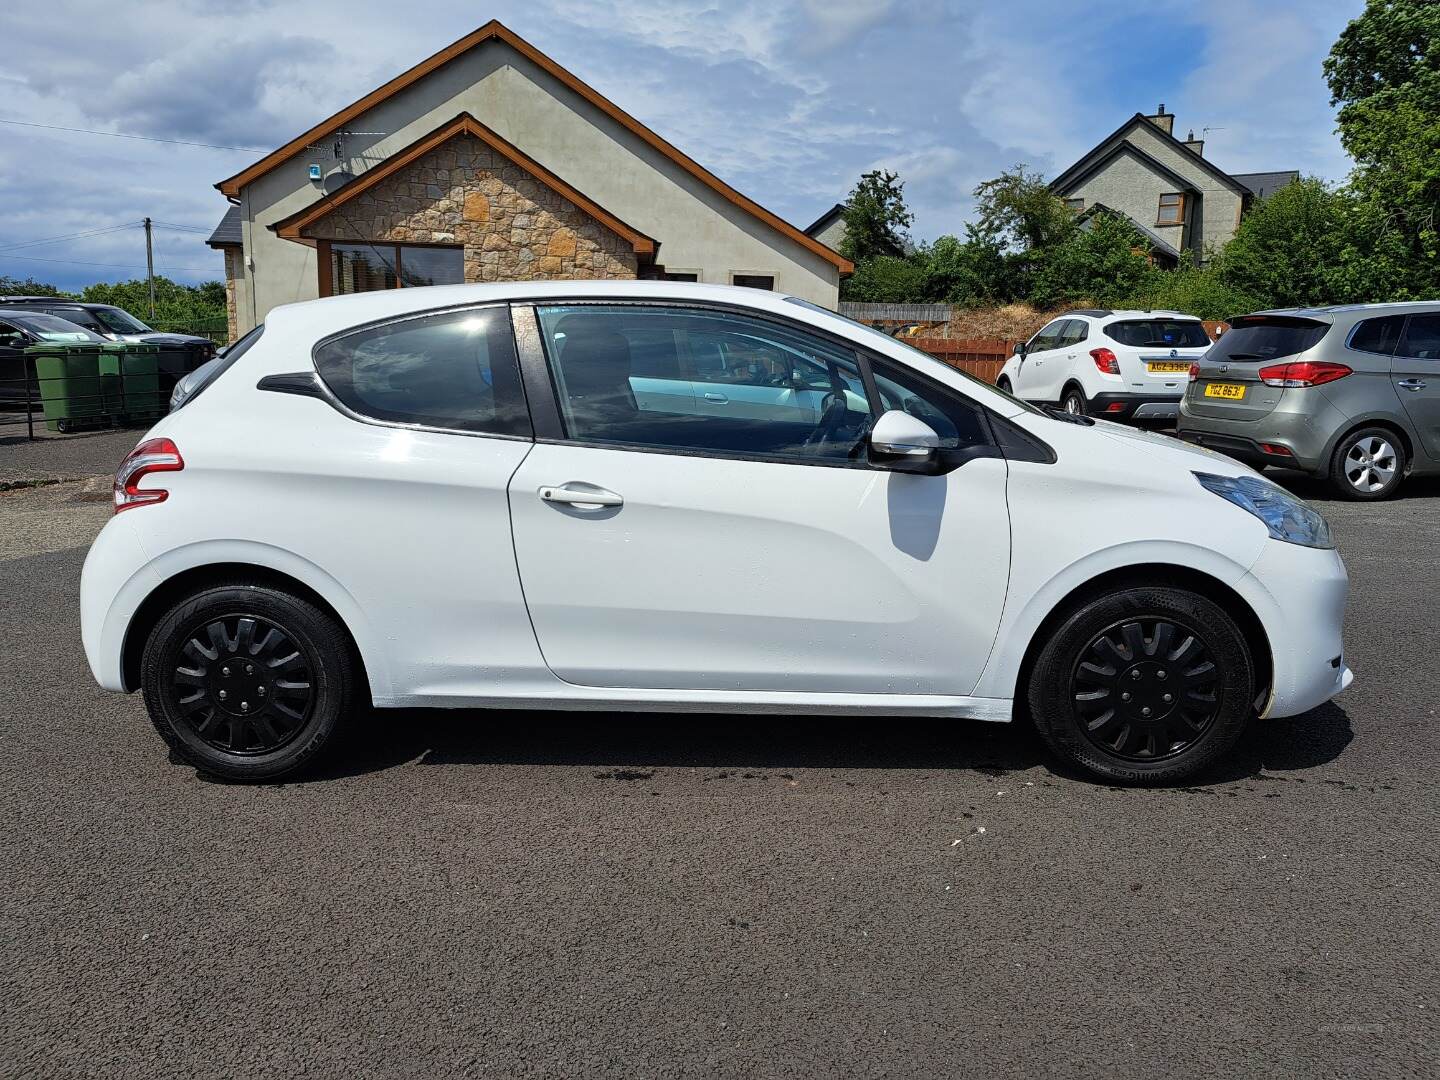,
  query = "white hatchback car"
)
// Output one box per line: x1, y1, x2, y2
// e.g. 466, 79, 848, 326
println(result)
81, 282, 1351, 784
997, 309, 1213, 420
